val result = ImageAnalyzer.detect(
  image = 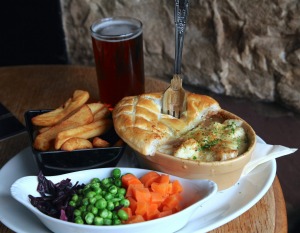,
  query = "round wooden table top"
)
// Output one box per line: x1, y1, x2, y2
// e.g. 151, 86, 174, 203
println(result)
0, 65, 287, 233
